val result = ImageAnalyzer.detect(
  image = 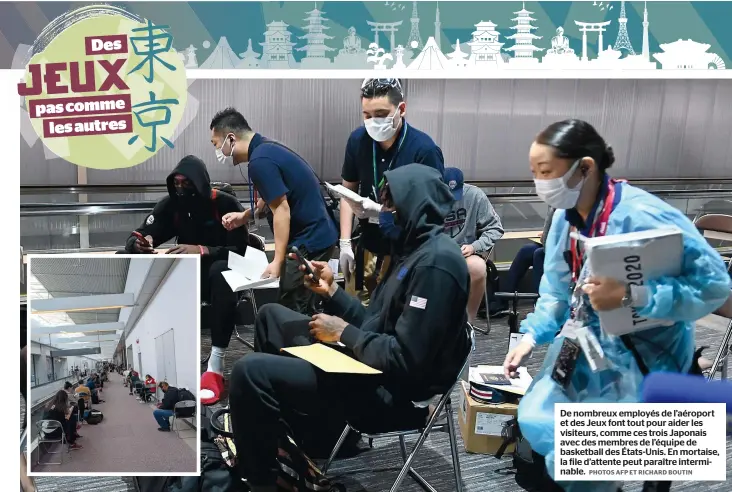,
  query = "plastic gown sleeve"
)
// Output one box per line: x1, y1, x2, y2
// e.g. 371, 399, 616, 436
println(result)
628, 208, 731, 321
519, 210, 571, 345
